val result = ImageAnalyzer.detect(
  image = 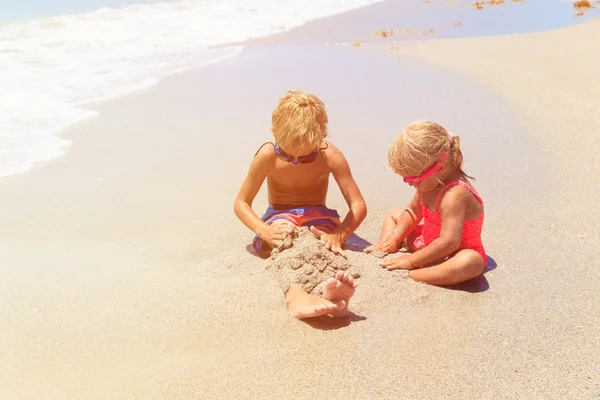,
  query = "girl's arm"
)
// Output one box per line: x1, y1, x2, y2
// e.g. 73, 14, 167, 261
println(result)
365, 191, 422, 254
406, 190, 468, 267
387, 191, 423, 246
379, 188, 469, 270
